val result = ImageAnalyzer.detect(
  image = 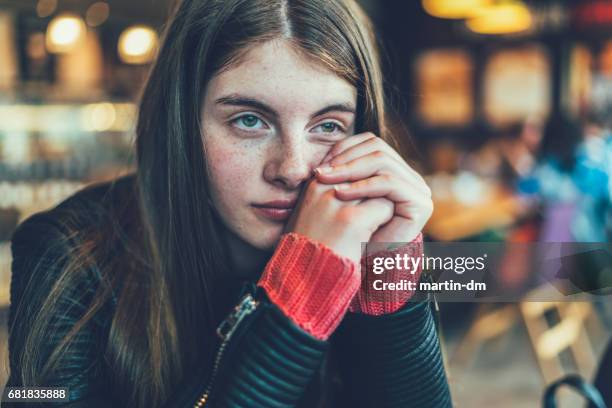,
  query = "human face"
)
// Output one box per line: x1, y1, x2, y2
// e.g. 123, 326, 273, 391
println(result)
201, 39, 357, 250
